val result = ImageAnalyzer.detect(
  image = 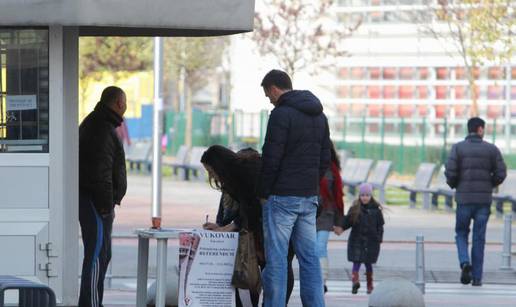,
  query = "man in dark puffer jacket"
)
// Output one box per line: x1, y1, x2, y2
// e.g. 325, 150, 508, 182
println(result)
78, 86, 127, 307
445, 117, 506, 287
258, 70, 330, 307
